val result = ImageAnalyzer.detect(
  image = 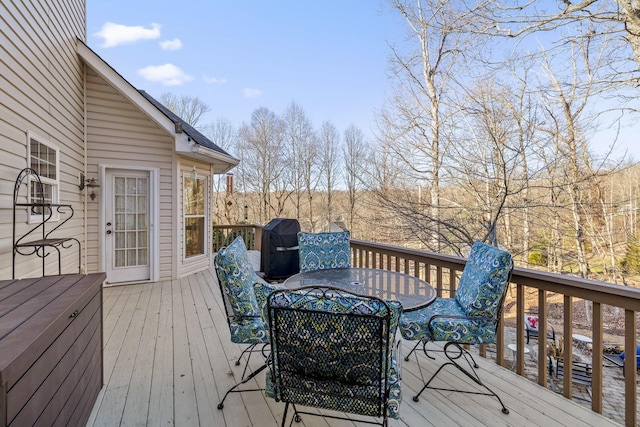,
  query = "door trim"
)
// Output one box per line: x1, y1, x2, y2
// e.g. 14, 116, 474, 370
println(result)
98, 165, 160, 284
